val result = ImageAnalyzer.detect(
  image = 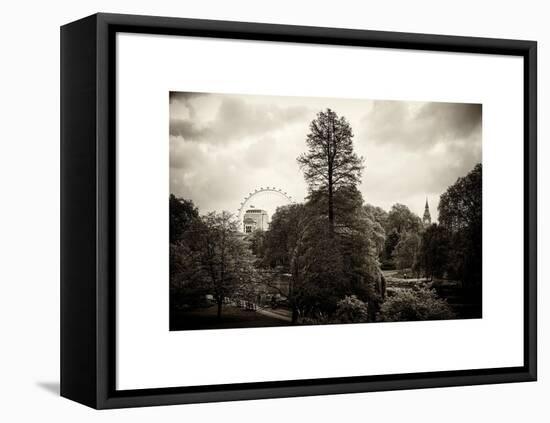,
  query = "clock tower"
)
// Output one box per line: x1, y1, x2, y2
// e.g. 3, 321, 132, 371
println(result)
423, 198, 432, 227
